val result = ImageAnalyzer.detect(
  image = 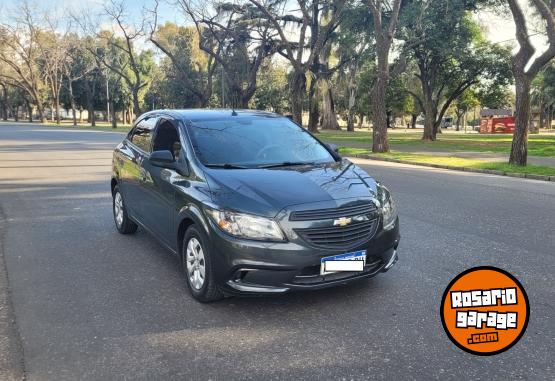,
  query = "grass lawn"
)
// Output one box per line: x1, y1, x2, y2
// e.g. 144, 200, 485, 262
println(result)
0, 120, 132, 133
320, 129, 555, 158
40, 121, 132, 133
341, 150, 555, 177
